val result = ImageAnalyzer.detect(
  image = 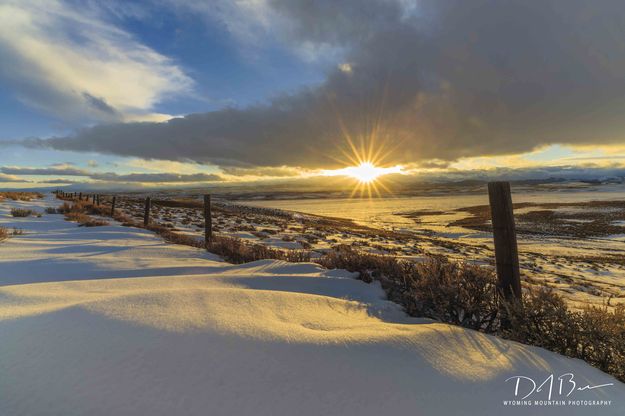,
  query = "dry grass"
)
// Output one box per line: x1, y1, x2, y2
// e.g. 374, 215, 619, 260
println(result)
0, 191, 43, 202
64, 212, 109, 227
136, 220, 311, 264
0, 226, 24, 241
209, 235, 310, 264
57, 200, 110, 227
10, 208, 34, 217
